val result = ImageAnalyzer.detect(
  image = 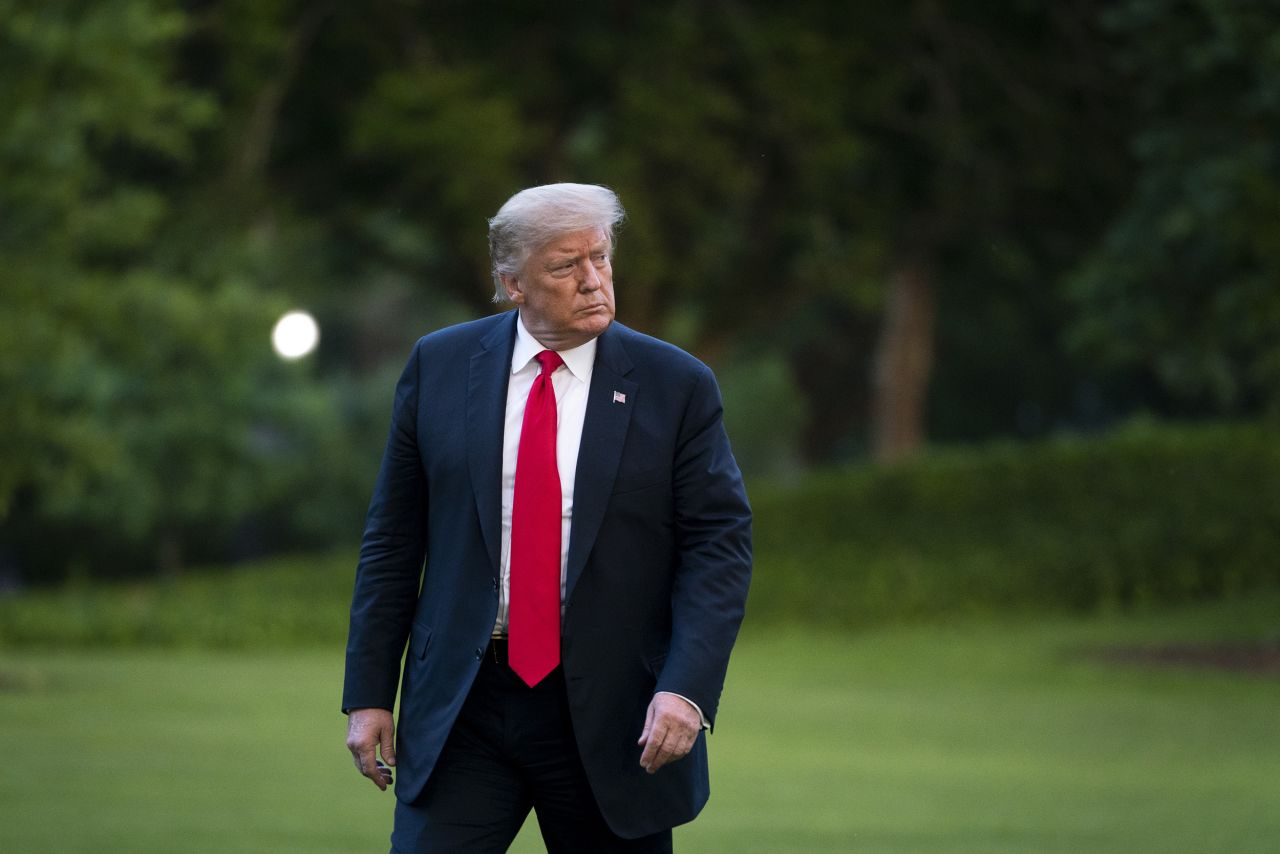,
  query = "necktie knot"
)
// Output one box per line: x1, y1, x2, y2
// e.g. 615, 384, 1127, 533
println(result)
535, 350, 564, 377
